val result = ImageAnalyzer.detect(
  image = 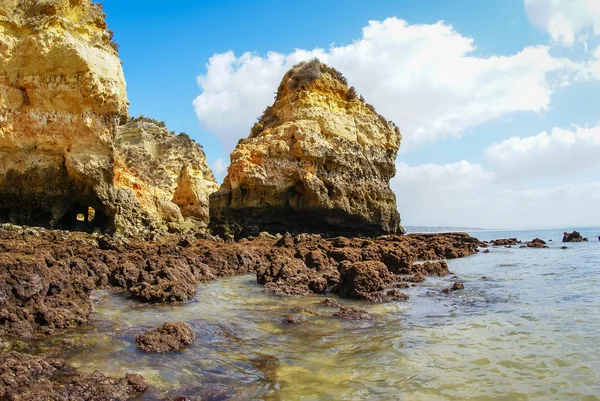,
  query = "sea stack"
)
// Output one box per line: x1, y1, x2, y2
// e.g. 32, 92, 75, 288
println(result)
210, 59, 403, 237
0, 0, 127, 230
